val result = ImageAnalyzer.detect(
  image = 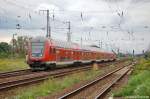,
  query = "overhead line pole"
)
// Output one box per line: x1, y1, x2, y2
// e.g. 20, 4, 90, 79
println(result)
66, 21, 71, 42
39, 10, 51, 38
47, 10, 50, 38
12, 33, 17, 57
